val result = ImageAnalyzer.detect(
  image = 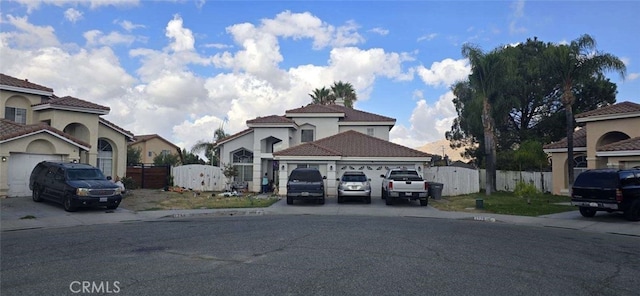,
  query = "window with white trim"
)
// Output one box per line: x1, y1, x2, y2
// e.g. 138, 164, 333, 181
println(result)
301, 129, 314, 142
5, 107, 27, 124
232, 149, 253, 182
367, 128, 374, 136
97, 139, 113, 177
